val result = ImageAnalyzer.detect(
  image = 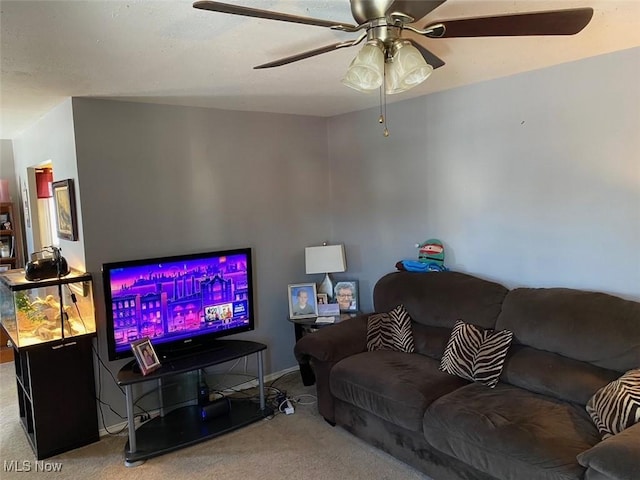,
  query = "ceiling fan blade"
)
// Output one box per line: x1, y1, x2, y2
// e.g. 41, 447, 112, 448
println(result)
388, 1, 447, 22
254, 42, 357, 69
424, 8, 594, 38
193, 1, 356, 29
408, 40, 445, 69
